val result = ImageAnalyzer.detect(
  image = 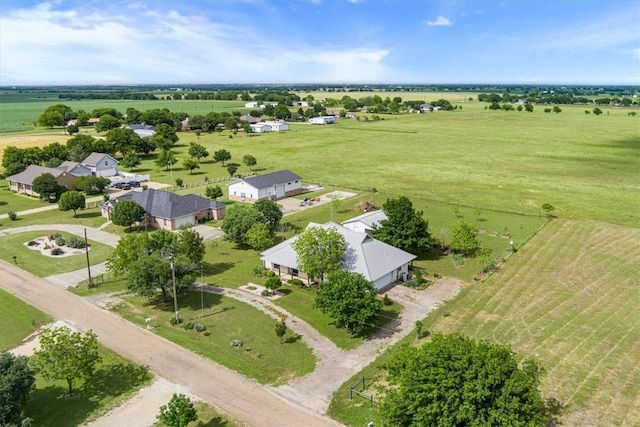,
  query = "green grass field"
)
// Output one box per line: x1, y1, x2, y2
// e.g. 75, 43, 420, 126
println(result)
0, 287, 51, 351
329, 219, 640, 426
0, 206, 108, 230
114, 290, 316, 386
26, 346, 153, 426
0, 231, 113, 276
